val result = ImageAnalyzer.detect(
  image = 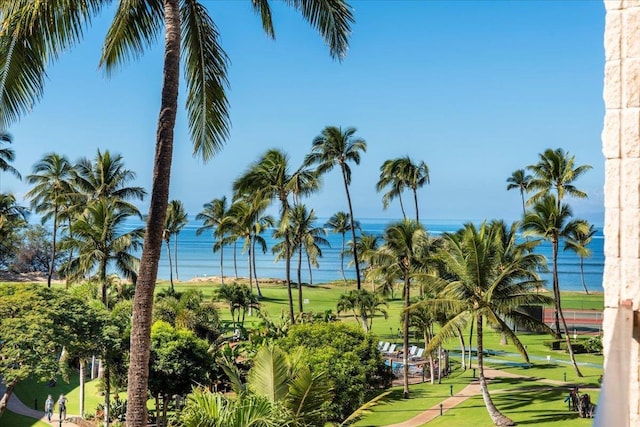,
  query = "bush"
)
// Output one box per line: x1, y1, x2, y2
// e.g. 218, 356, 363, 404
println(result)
542, 338, 589, 354
584, 335, 603, 354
